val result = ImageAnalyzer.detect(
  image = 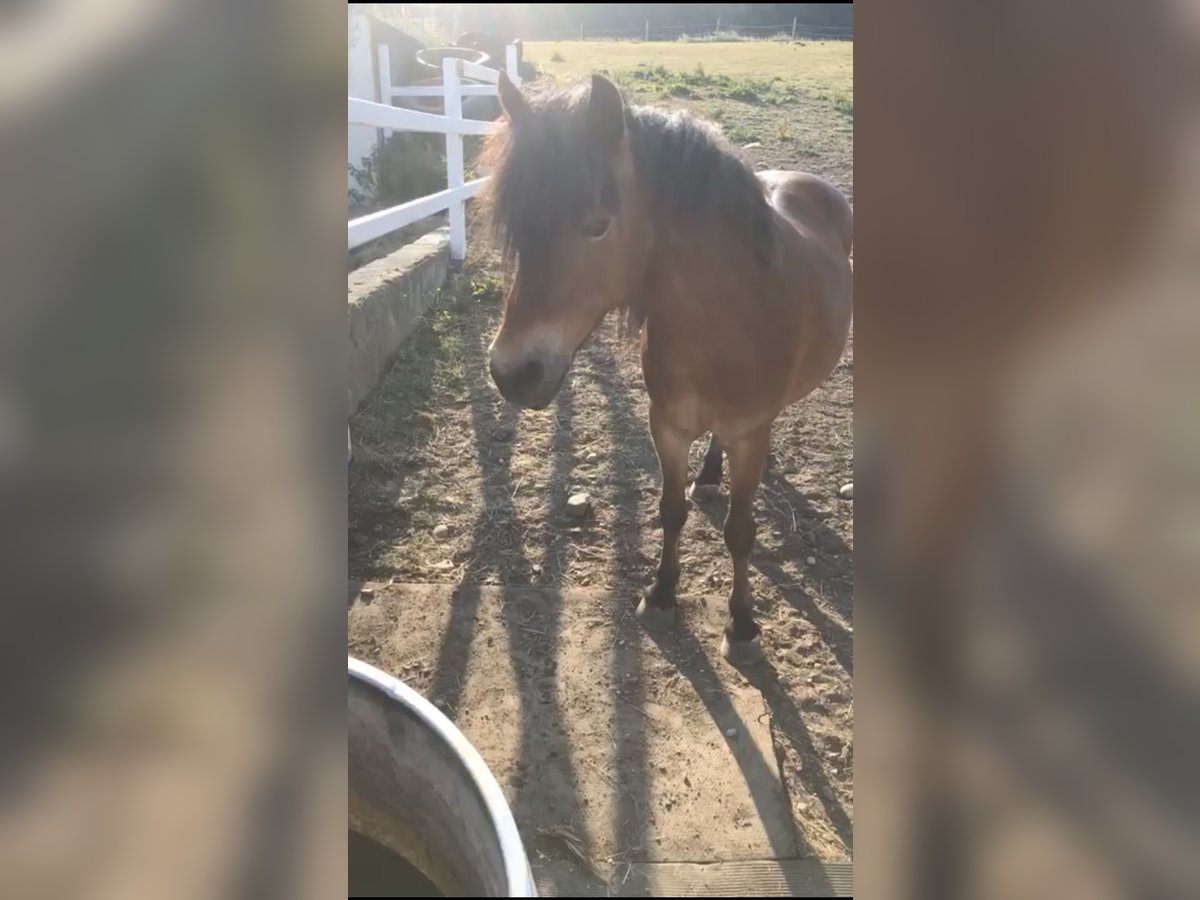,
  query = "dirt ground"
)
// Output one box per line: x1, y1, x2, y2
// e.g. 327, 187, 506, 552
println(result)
349, 41, 852, 863
349, 289, 853, 859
